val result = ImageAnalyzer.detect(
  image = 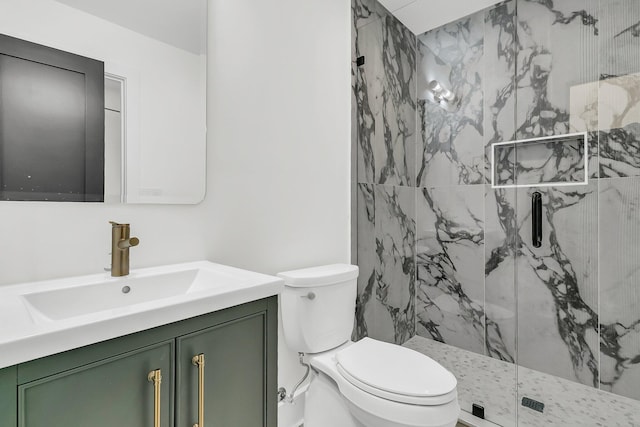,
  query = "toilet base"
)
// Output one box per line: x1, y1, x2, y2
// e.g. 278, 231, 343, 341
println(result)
305, 371, 364, 427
